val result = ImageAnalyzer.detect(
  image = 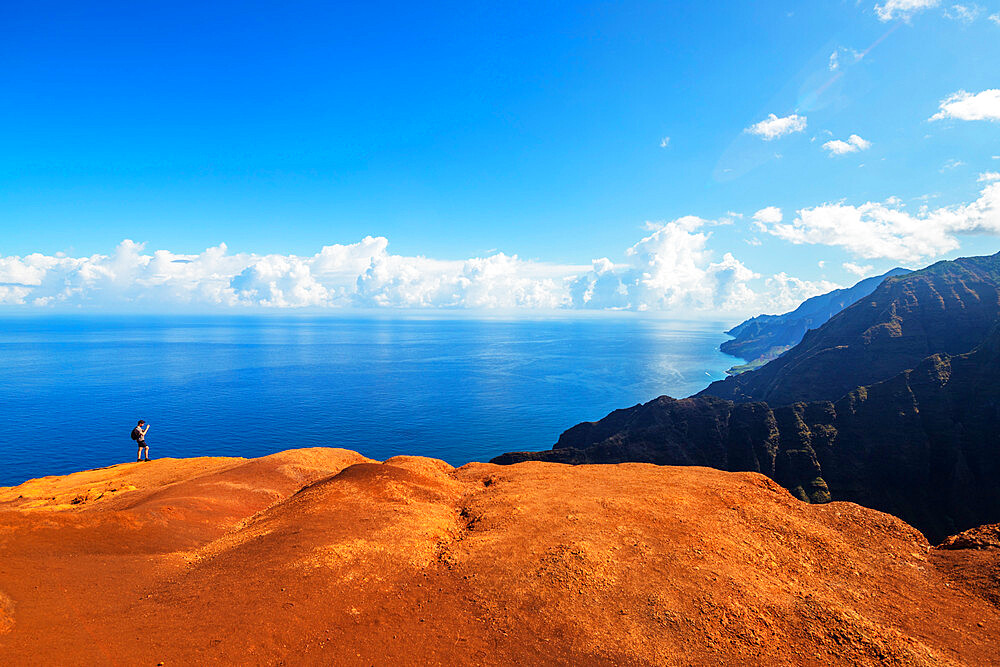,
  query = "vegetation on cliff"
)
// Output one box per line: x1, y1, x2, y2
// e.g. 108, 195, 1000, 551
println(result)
720, 267, 908, 373
701, 252, 1000, 405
